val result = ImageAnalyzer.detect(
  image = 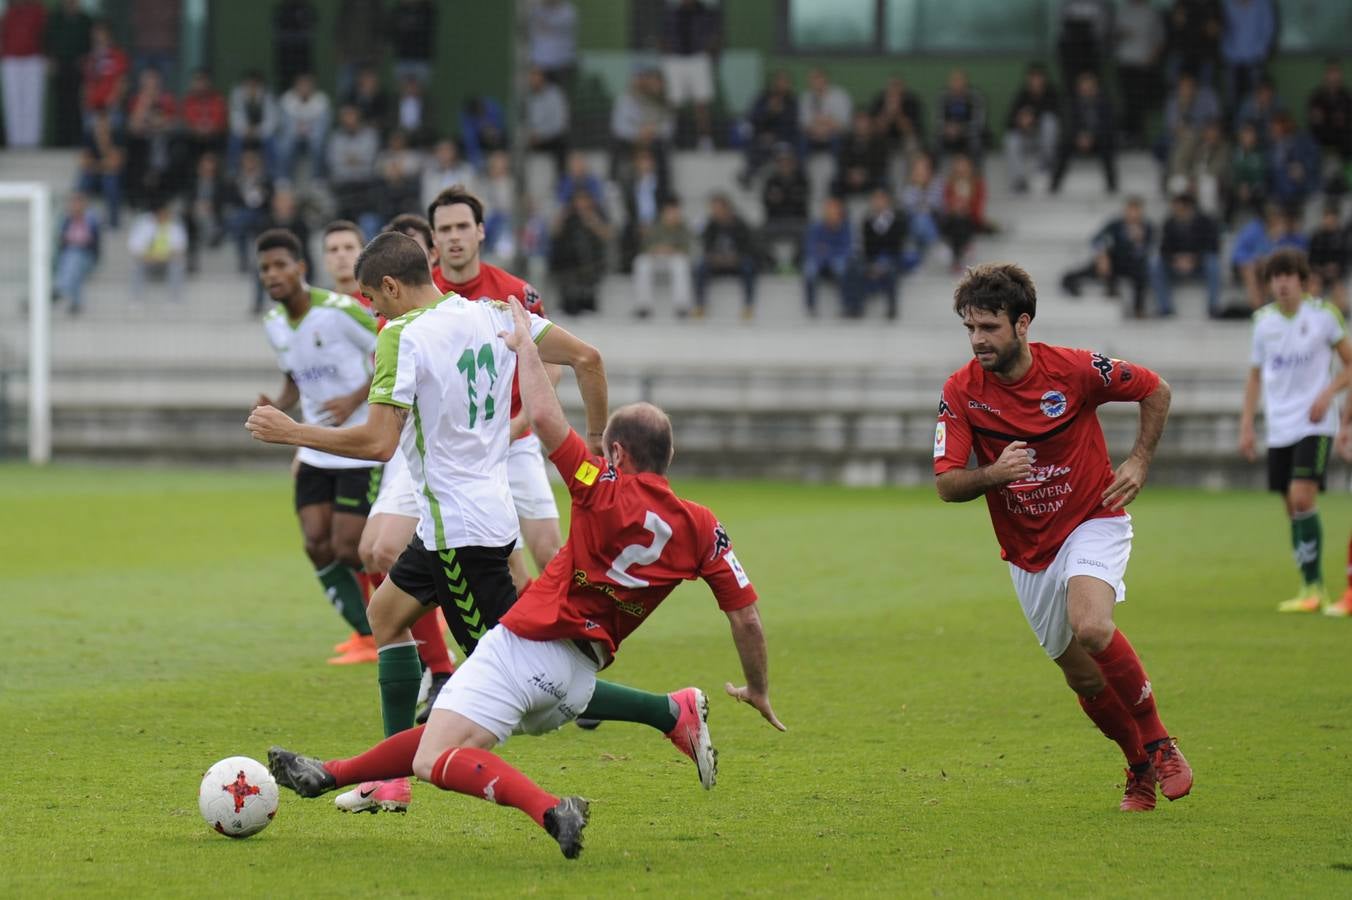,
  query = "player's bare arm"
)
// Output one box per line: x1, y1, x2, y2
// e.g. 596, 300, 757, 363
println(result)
1309, 336, 1352, 423
1102, 378, 1171, 511
935, 441, 1034, 503
257, 374, 300, 412
508, 362, 565, 441
319, 377, 374, 426
1239, 366, 1261, 461
534, 316, 608, 454
722, 604, 785, 731
247, 401, 406, 461
501, 298, 572, 453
